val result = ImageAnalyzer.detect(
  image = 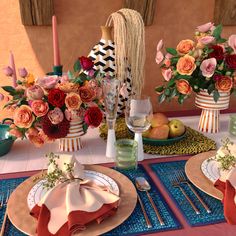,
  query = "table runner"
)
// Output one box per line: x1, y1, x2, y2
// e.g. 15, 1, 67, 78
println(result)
0, 165, 181, 236
99, 118, 216, 155
150, 160, 225, 226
